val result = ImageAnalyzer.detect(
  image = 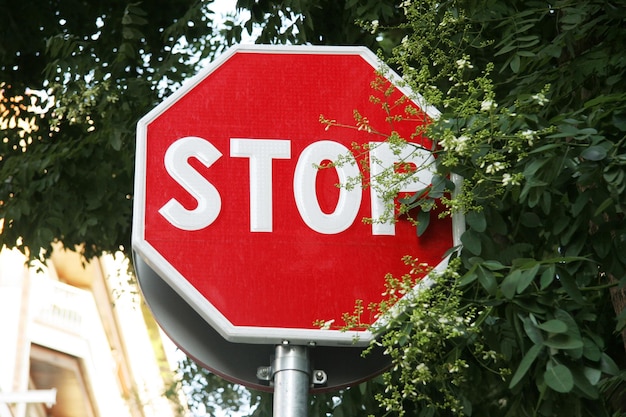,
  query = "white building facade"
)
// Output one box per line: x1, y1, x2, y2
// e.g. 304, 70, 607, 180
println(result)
0, 245, 185, 417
